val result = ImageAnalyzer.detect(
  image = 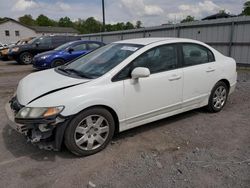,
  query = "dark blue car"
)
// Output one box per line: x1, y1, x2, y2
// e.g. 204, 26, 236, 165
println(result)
32, 40, 105, 69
